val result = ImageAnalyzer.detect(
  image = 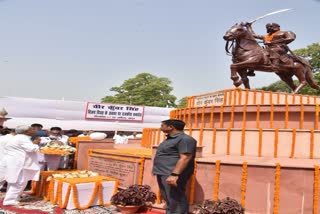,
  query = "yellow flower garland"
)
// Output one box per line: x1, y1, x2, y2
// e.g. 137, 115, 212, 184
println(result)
240, 162, 248, 208
183, 108, 187, 122
201, 106, 205, 127
314, 96, 317, 104
245, 89, 249, 105
308, 95, 311, 104
195, 107, 199, 128
310, 129, 314, 159
253, 89, 257, 105
285, 104, 289, 129
228, 89, 232, 105
233, 89, 237, 105
277, 91, 280, 104
210, 106, 215, 128
261, 90, 265, 105
219, 105, 224, 128
270, 104, 274, 128
274, 128, 279, 158
230, 105, 235, 128
212, 128, 217, 154
273, 163, 281, 214
213, 160, 221, 201
316, 104, 319, 130
258, 128, 263, 157
290, 129, 296, 158
269, 91, 273, 104
223, 90, 227, 105
188, 107, 192, 128
138, 158, 145, 185
300, 104, 304, 129
157, 128, 161, 145
300, 94, 303, 104
285, 92, 288, 105
314, 165, 319, 214
238, 89, 242, 105
199, 127, 204, 147
156, 188, 161, 204
71, 182, 99, 210
189, 159, 197, 204
227, 128, 231, 155
292, 93, 296, 104
242, 105, 247, 128
241, 128, 246, 156
256, 105, 260, 128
